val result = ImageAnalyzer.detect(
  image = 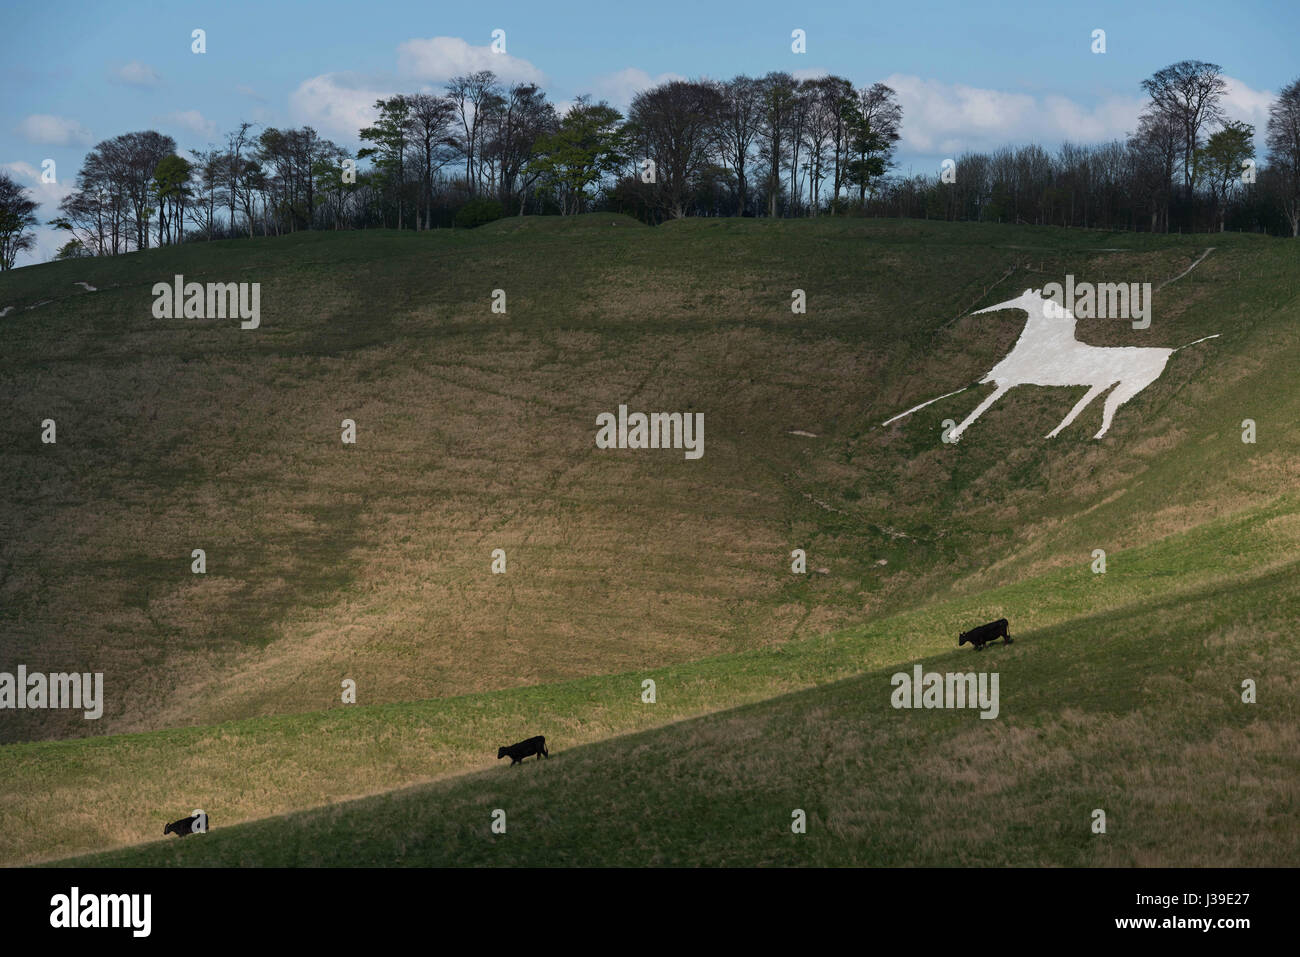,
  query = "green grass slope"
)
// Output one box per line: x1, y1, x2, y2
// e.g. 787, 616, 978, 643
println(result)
55, 497, 1300, 866
1, 218, 1295, 744
14, 492, 1300, 866
1, 216, 1297, 865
